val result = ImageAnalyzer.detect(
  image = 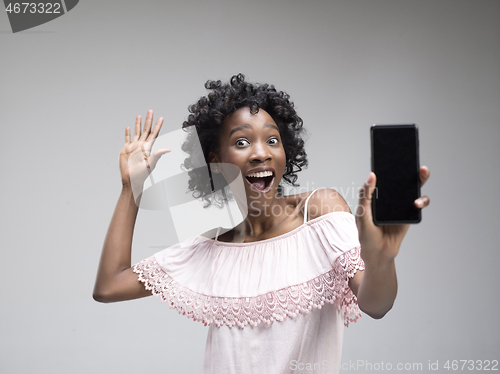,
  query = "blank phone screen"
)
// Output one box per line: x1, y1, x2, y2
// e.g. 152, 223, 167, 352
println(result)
371, 125, 421, 224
